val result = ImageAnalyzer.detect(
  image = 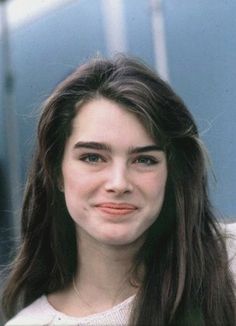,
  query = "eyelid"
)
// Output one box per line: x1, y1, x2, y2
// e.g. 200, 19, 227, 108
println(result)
77, 151, 162, 165
133, 154, 160, 165
79, 152, 106, 163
